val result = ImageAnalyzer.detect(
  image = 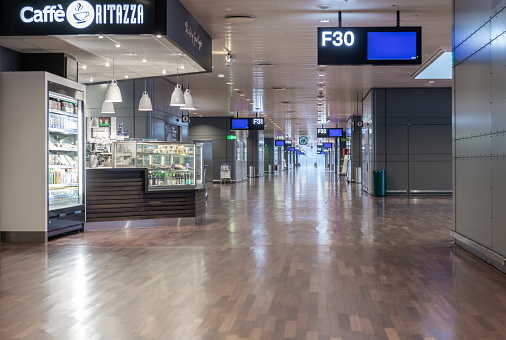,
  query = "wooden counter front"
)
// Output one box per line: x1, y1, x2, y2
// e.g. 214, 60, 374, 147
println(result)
86, 168, 206, 223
